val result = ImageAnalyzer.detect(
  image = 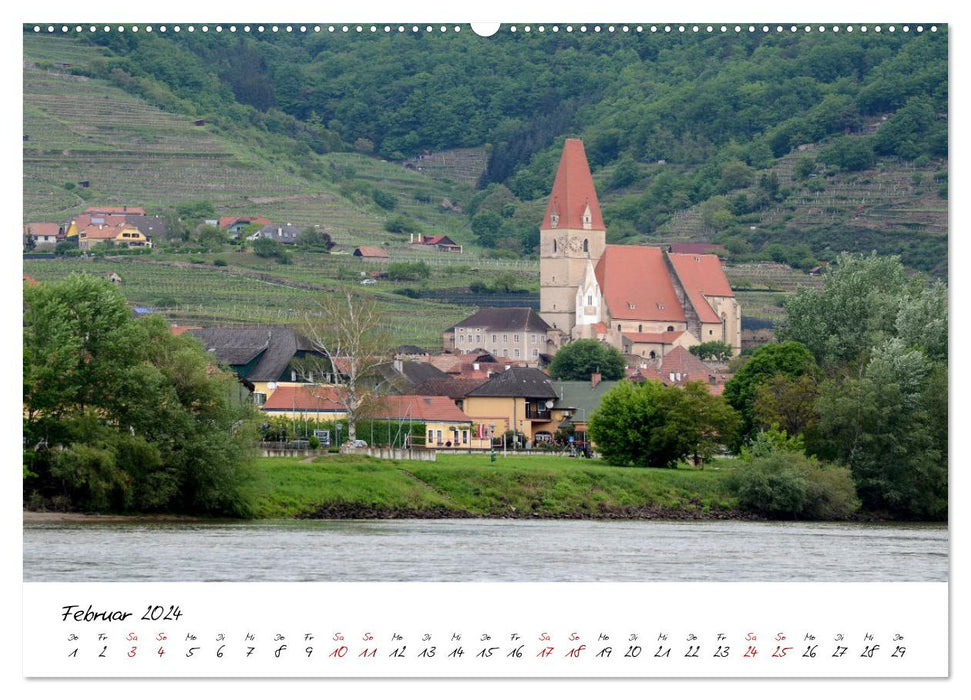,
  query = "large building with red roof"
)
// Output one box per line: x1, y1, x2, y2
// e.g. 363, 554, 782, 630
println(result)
540, 139, 741, 359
